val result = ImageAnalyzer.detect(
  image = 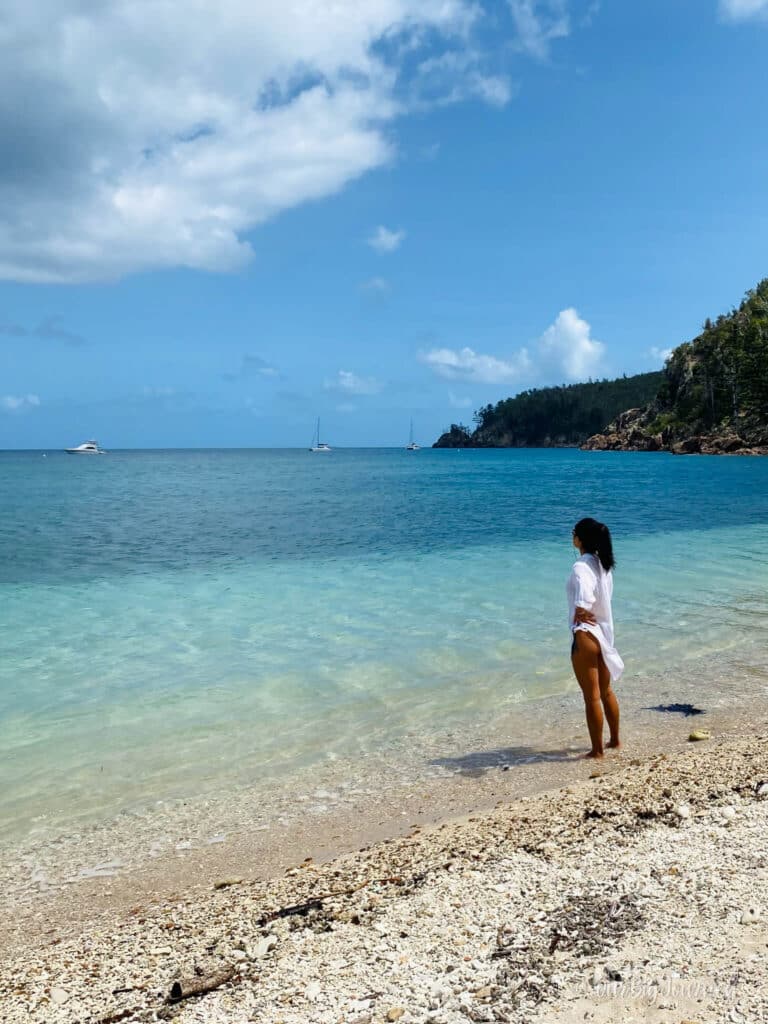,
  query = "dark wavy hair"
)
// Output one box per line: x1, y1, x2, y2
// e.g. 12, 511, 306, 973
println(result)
574, 517, 616, 572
